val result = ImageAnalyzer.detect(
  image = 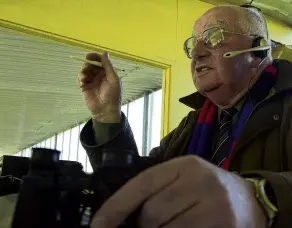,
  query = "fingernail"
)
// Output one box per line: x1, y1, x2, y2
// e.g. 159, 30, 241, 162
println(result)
107, 52, 110, 60
91, 216, 106, 228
